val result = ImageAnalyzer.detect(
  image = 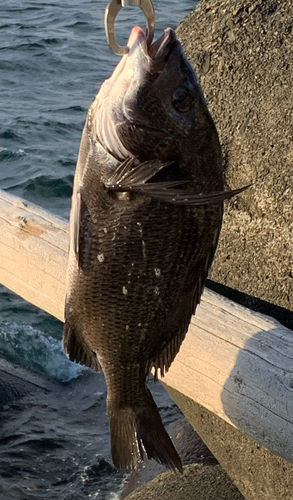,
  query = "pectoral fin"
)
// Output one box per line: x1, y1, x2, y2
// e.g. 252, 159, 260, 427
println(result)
105, 157, 177, 188
105, 158, 250, 205
135, 184, 249, 205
